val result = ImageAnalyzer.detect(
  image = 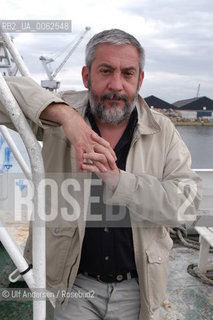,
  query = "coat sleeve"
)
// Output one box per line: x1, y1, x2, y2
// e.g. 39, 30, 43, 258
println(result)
0, 76, 65, 129
104, 125, 202, 227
